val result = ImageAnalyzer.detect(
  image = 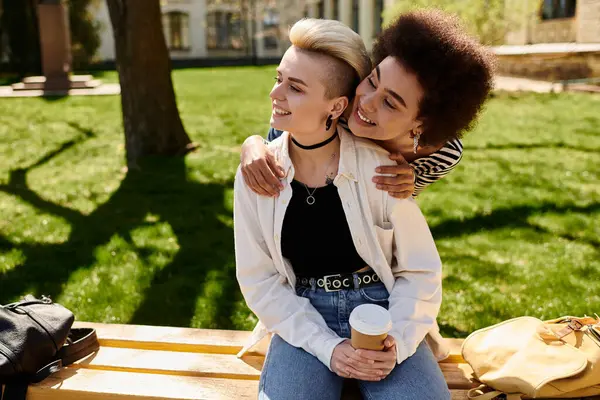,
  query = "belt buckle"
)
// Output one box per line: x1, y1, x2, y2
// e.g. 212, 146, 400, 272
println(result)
323, 274, 342, 292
